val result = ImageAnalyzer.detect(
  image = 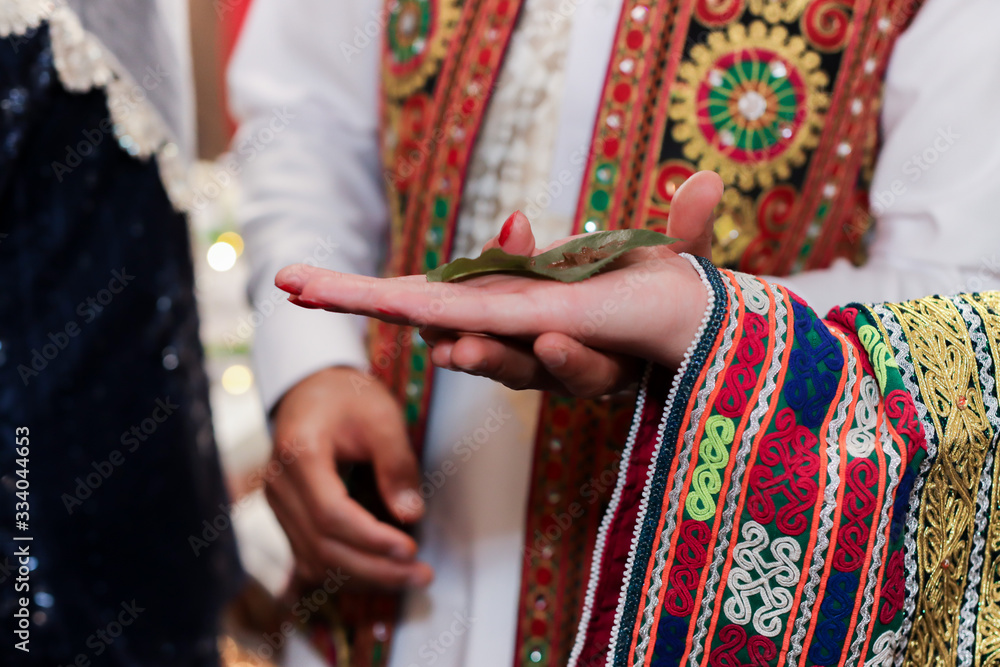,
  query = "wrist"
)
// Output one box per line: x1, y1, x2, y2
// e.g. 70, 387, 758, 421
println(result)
272, 365, 365, 420
653, 253, 715, 369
